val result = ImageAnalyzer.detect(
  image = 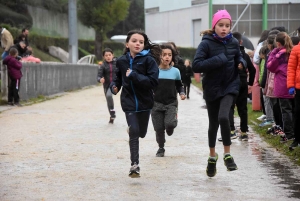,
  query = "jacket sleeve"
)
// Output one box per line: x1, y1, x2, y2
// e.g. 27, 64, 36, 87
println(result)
287, 47, 298, 88
253, 42, 262, 65
245, 53, 256, 86
97, 64, 104, 82
260, 58, 268, 88
110, 60, 122, 94
192, 41, 228, 73
127, 57, 159, 89
4, 33, 13, 52
266, 49, 280, 73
